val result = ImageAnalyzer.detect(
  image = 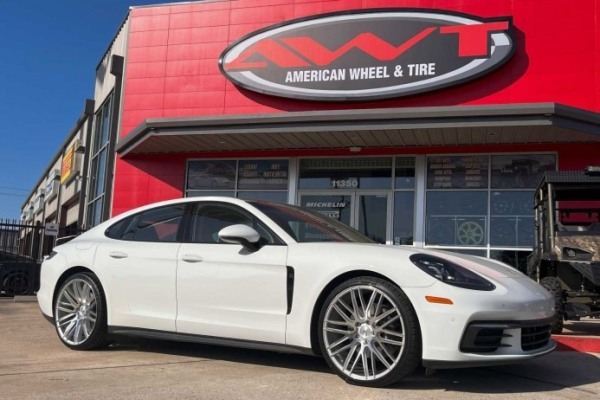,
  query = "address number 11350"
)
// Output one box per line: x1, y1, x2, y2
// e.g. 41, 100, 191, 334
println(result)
330, 178, 359, 188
